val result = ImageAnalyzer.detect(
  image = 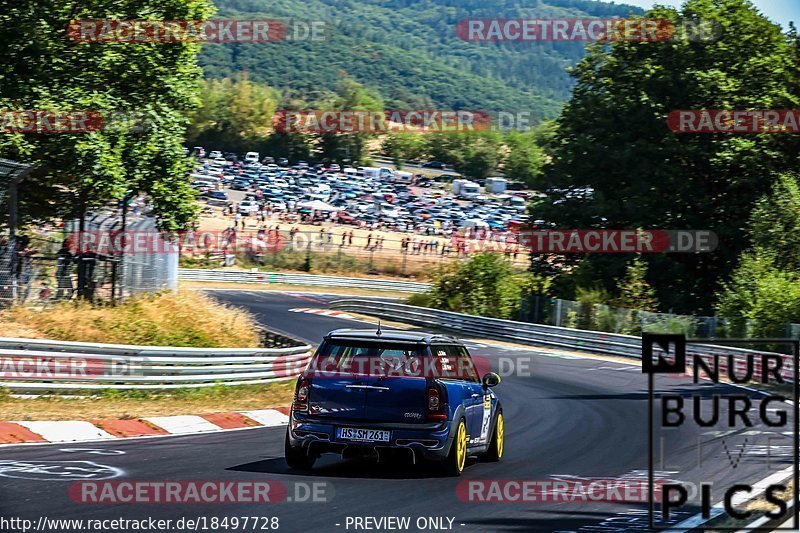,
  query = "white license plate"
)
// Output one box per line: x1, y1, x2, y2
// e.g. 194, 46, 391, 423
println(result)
337, 427, 391, 443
